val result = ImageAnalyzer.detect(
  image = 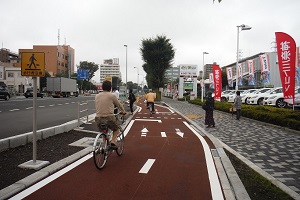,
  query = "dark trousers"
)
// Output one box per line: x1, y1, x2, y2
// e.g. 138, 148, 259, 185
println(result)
148, 102, 154, 112
236, 109, 241, 120
129, 101, 134, 113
